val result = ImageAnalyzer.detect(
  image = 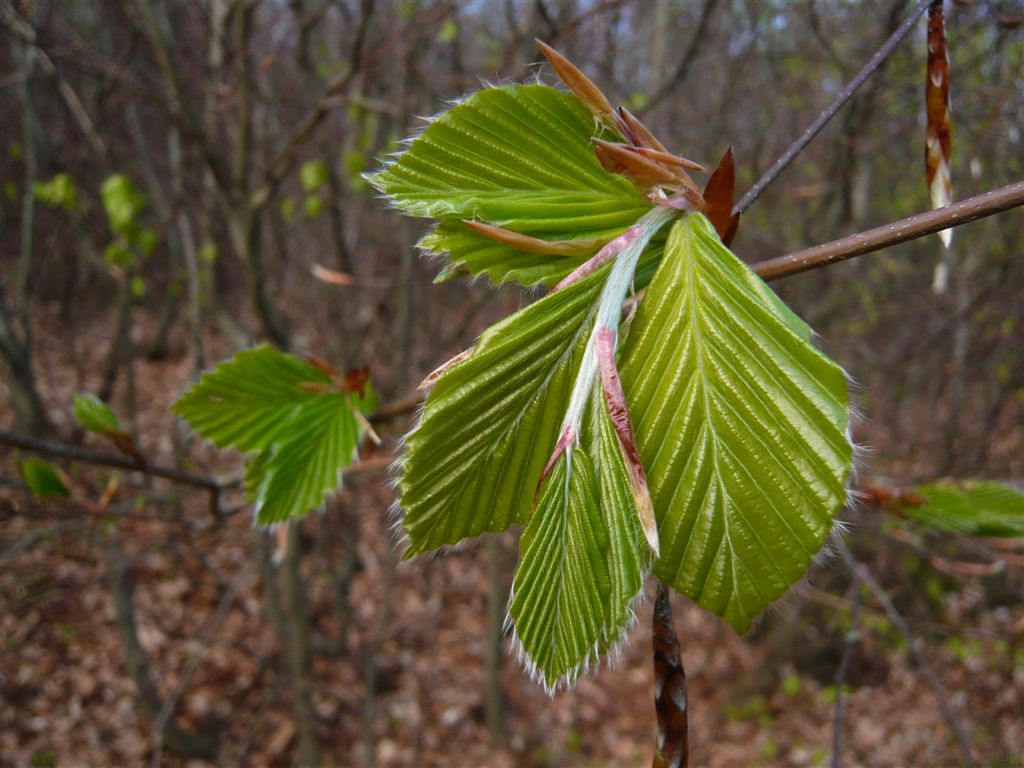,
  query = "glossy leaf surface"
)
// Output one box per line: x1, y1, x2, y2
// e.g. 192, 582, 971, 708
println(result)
367, 85, 650, 287
509, 391, 649, 691
620, 214, 852, 633
173, 345, 375, 524
398, 270, 604, 556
